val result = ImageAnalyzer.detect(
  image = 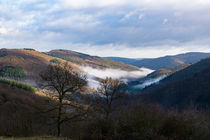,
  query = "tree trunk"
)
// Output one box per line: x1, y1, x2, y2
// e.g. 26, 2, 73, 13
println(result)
105, 111, 109, 120
57, 98, 62, 137
57, 116, 61, 137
